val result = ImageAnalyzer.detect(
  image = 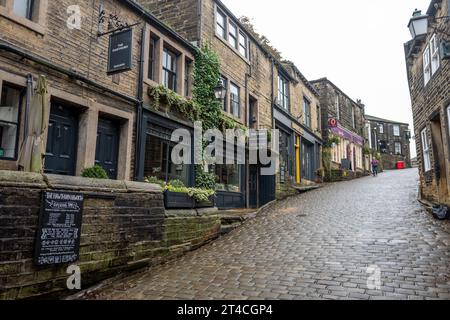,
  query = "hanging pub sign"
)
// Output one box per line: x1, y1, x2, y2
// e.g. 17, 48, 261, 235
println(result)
34, 191, 84, 266
107, 28, 133, 74
328, 118, 338, 128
